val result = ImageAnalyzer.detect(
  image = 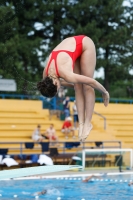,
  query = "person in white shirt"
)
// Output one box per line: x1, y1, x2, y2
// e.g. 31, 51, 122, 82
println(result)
32, 125, 44, 142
